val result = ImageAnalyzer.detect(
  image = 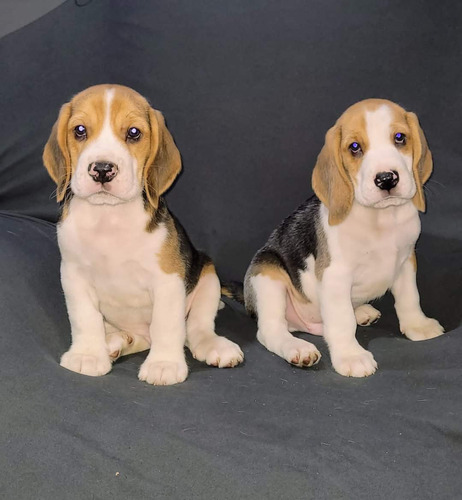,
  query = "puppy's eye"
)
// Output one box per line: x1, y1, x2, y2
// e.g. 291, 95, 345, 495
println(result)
349, 142, 362, 156
394, 132, 406, 146
127, 127, 142, 142
74, 125, 87, 140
